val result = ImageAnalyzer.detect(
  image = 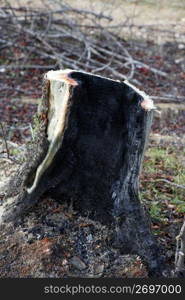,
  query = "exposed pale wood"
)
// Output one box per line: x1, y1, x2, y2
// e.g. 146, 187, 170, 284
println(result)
0, 70, 164, 276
